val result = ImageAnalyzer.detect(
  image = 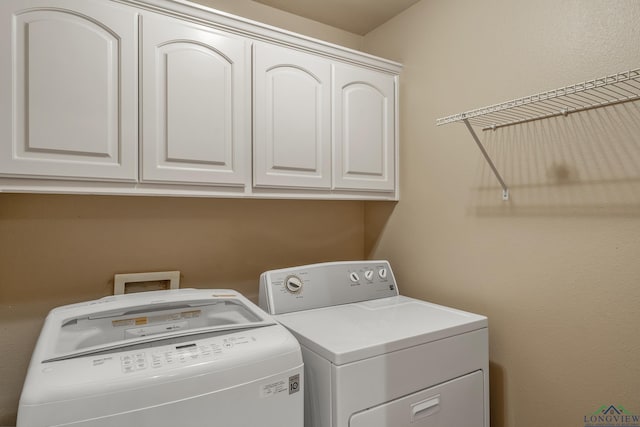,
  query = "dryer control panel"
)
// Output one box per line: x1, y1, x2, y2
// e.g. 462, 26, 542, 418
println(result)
259, 260, 399, 315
